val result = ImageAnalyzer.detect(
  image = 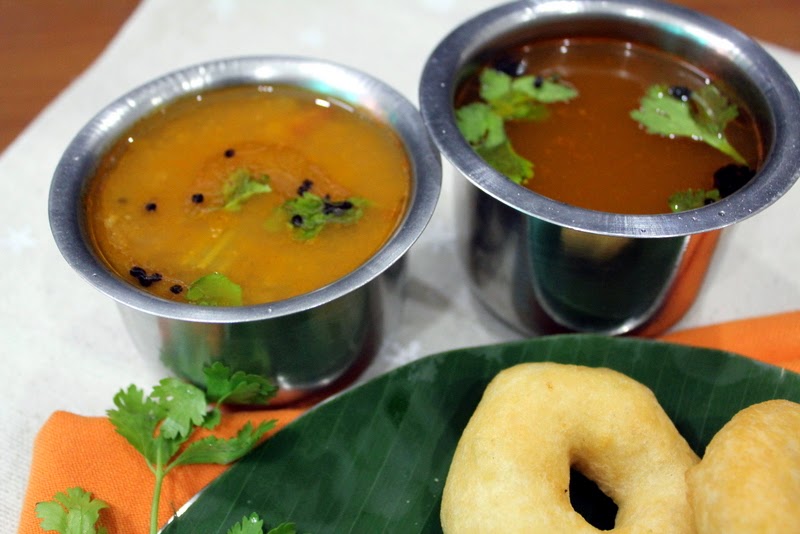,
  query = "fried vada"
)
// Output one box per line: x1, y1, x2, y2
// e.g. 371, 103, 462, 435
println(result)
440, 362, 699, 533
686, 399, 800, 534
